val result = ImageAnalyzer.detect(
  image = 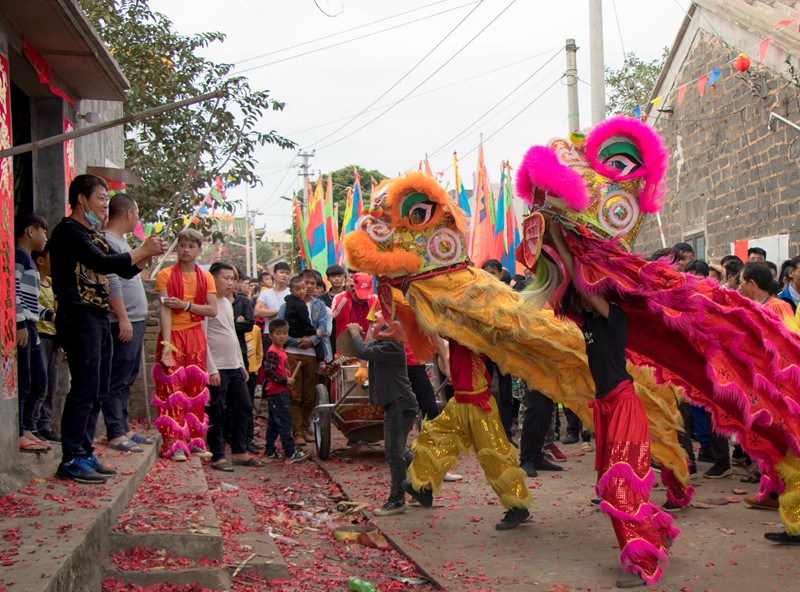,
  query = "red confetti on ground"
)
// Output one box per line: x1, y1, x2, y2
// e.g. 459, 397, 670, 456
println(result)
0, 495, 41, 518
